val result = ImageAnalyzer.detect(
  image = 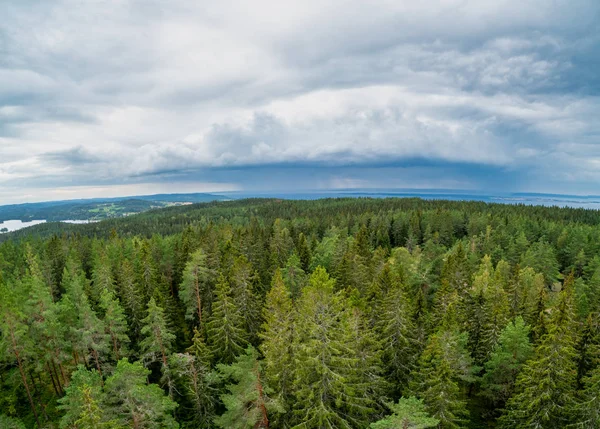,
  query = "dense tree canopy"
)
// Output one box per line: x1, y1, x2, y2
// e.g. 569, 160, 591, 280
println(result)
2, 197, 600, 428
